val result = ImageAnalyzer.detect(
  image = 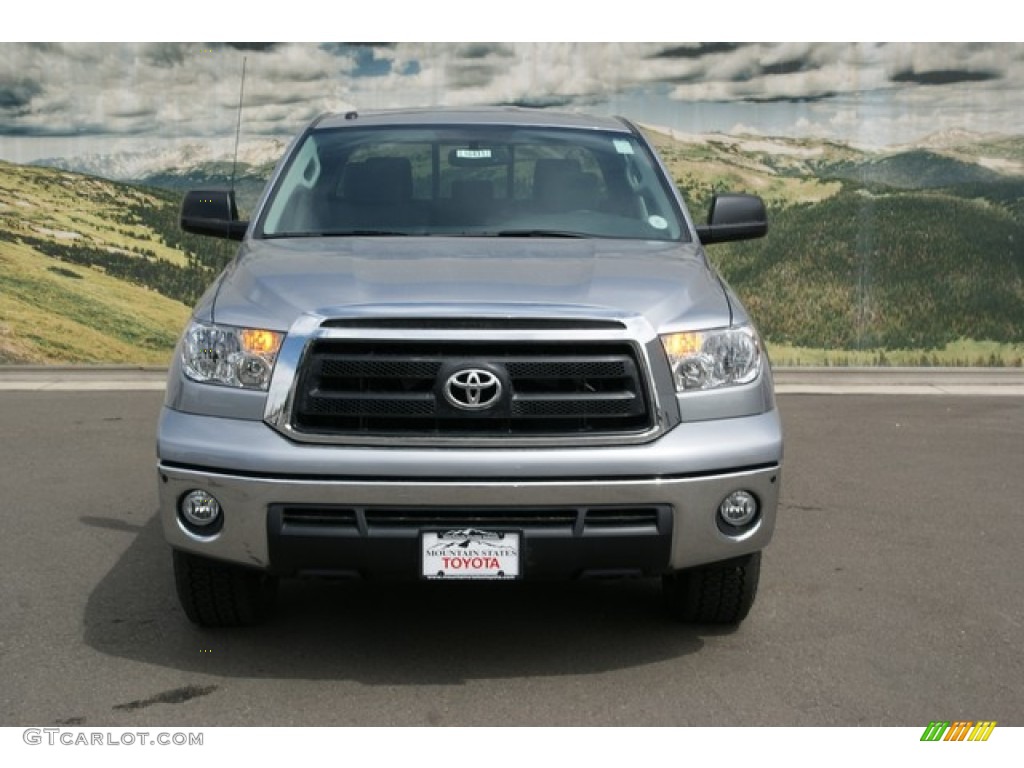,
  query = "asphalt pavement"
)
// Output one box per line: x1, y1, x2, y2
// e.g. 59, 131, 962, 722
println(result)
0, 376, 1022, 726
